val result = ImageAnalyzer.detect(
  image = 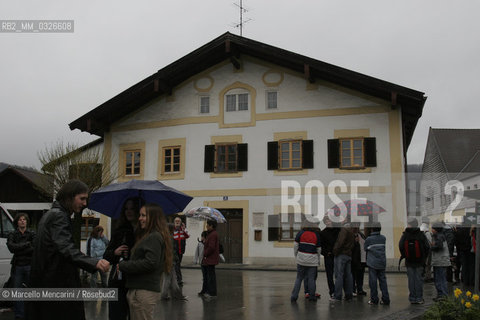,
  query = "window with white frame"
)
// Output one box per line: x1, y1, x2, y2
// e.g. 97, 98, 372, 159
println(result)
226, 92, 249, 112
266, 91, 277, 109
200, 96, 210, 114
